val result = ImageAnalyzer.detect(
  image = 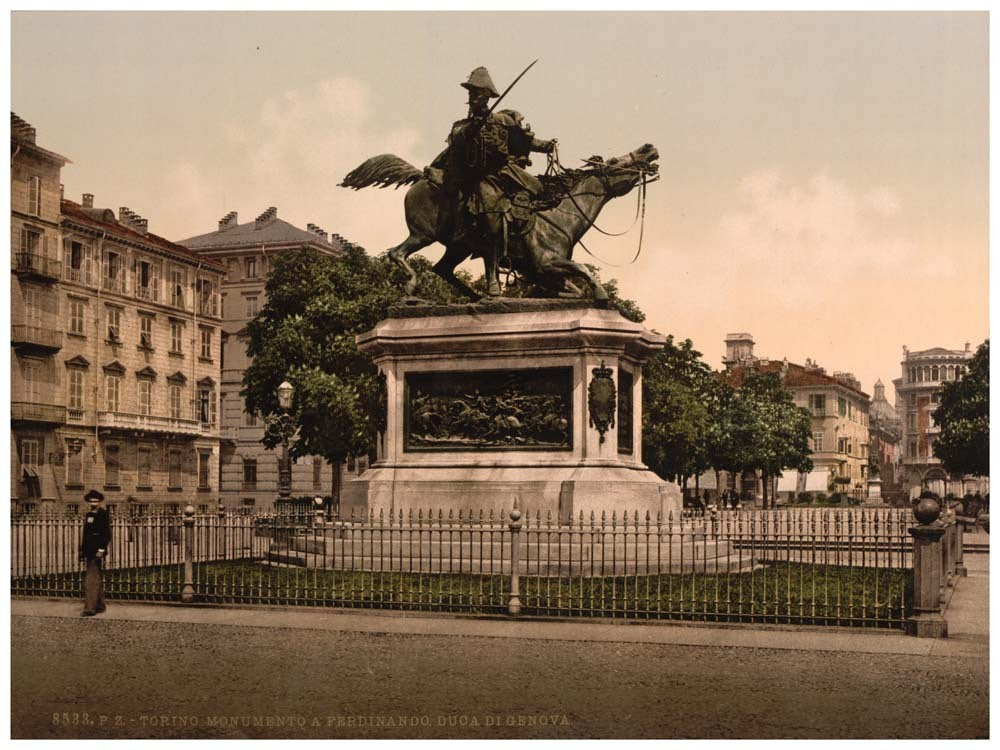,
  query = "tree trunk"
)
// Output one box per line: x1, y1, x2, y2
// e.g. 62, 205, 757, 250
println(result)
761, 468, 769, 509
